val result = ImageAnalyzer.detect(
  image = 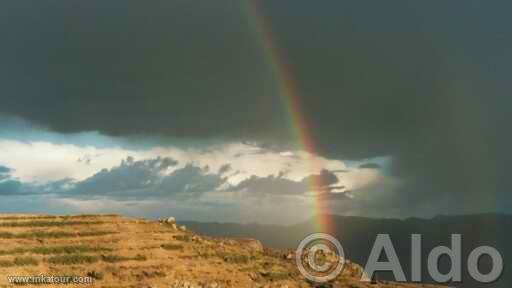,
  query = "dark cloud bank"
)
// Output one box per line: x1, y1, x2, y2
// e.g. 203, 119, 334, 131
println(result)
0, 158, 346, 209
0, 0, 511, 217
